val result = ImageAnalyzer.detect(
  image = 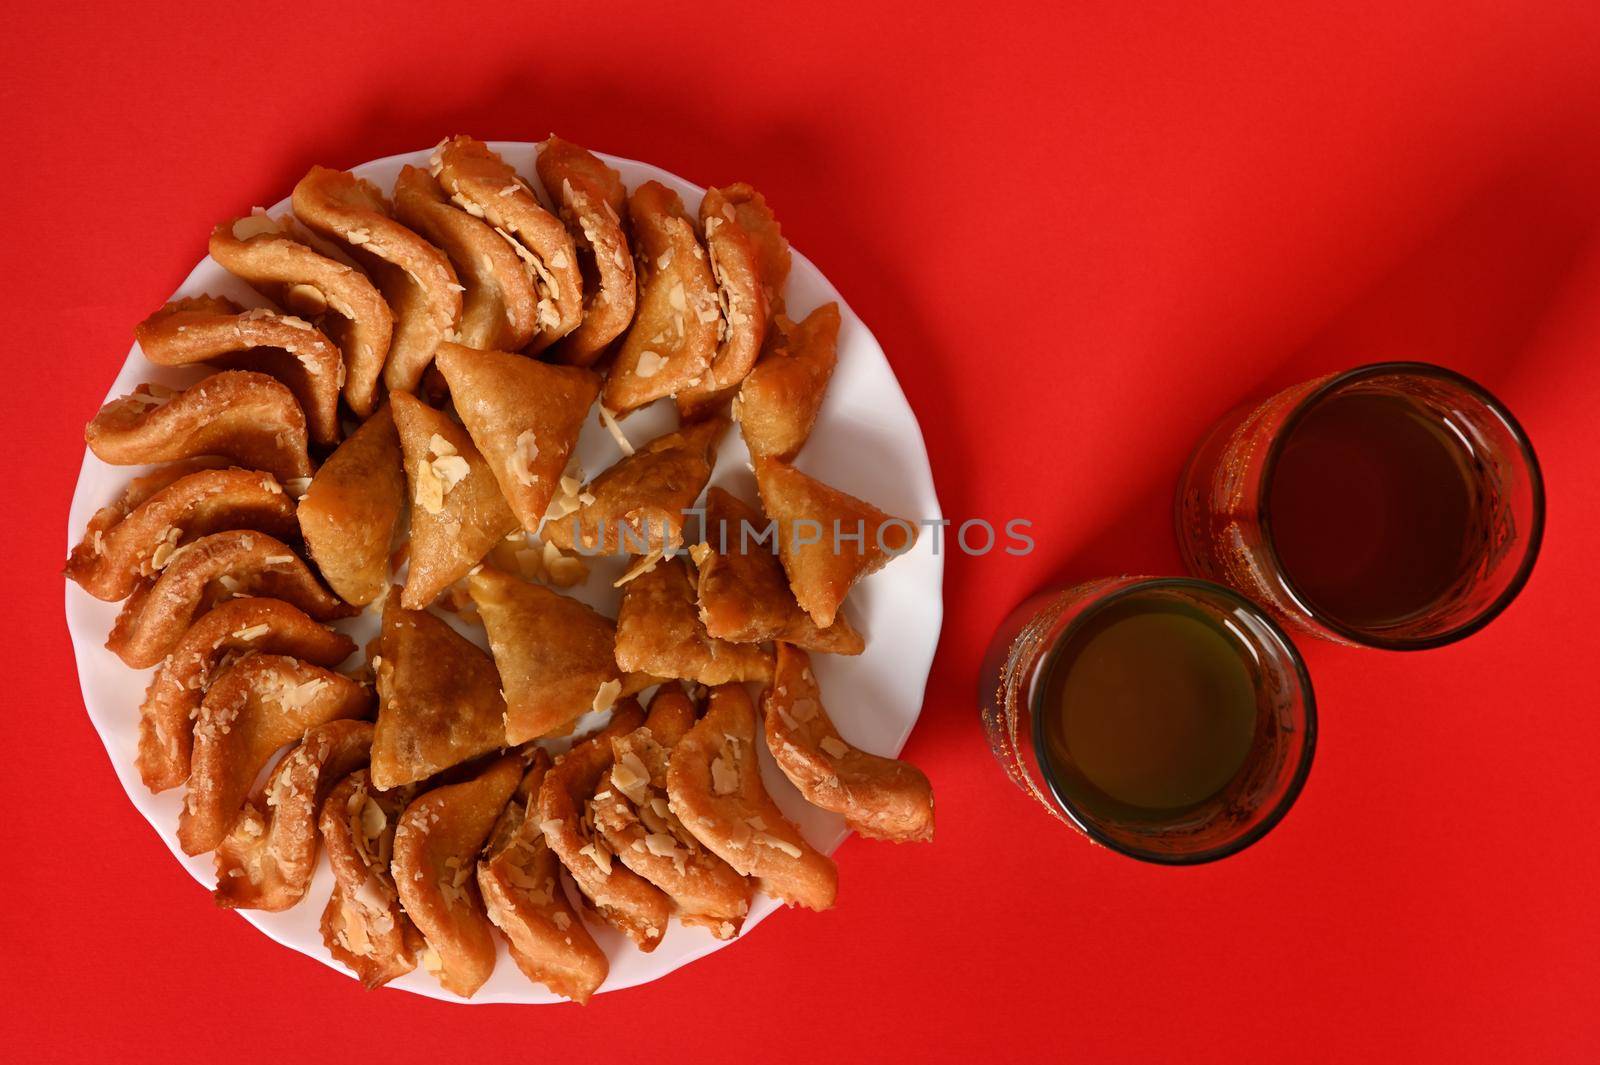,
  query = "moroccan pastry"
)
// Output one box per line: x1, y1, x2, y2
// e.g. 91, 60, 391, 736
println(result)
293, 166, 462, 395
85, 372, 313, 482
667, 684, 837, 910
393, 753, 523, 997
214, 720, 375, 910
430, 136, 581, 352
390, 391, 519, 608
753, 455, 917, 629
542, 414, 726, 554
65, 467, 296, 602
209, 213, 393, 417
764, 645, 934, 843
738, 302, 840, 462
715, 182, 791, 315
696, 486, 864, 654
137, 597, 356, 793
478, 749, 608, 1003
178, 654, 373, 855
434, 343, 599, 534
392, 165, 539, 351
319, 769, 424, 988
615, 556, 774, 685
675, 184, 771, 415
536, 136, 635, 366
297, 406, 405, 607
536, 703, 673, 952
370, 588, 507, 790
107, 531, 353, 669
